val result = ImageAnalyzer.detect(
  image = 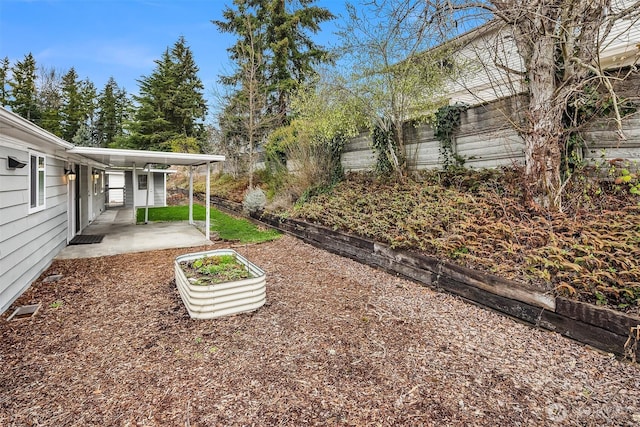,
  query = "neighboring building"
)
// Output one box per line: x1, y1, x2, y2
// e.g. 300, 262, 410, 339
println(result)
0, 107, 224, 314
342, 9, 640, 172
445, 7, 640, 106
